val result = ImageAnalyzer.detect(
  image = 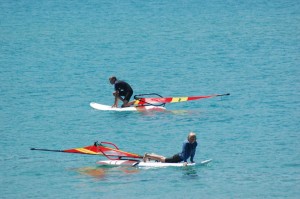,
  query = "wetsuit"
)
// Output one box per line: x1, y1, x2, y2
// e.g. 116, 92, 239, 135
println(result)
114, 80, 133, 102
165, 140, 198, 163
